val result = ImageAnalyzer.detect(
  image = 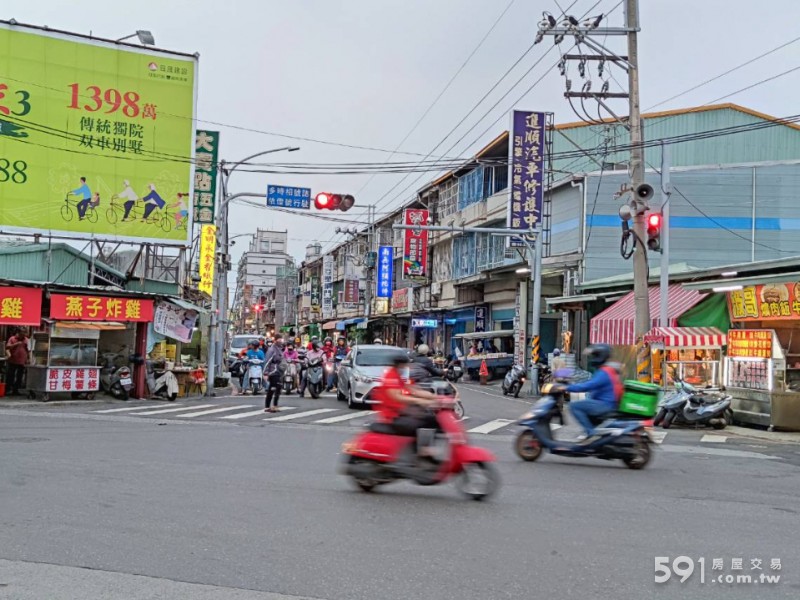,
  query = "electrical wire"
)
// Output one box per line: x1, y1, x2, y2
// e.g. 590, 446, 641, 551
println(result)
704, 65, 800, 106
